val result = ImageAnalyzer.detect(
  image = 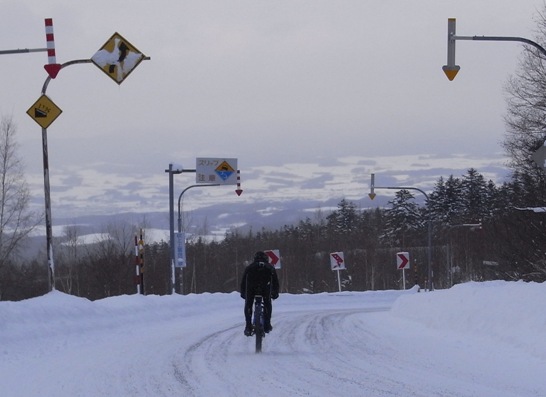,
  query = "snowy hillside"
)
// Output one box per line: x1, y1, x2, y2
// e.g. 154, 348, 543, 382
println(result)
1, 281, 545, 396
